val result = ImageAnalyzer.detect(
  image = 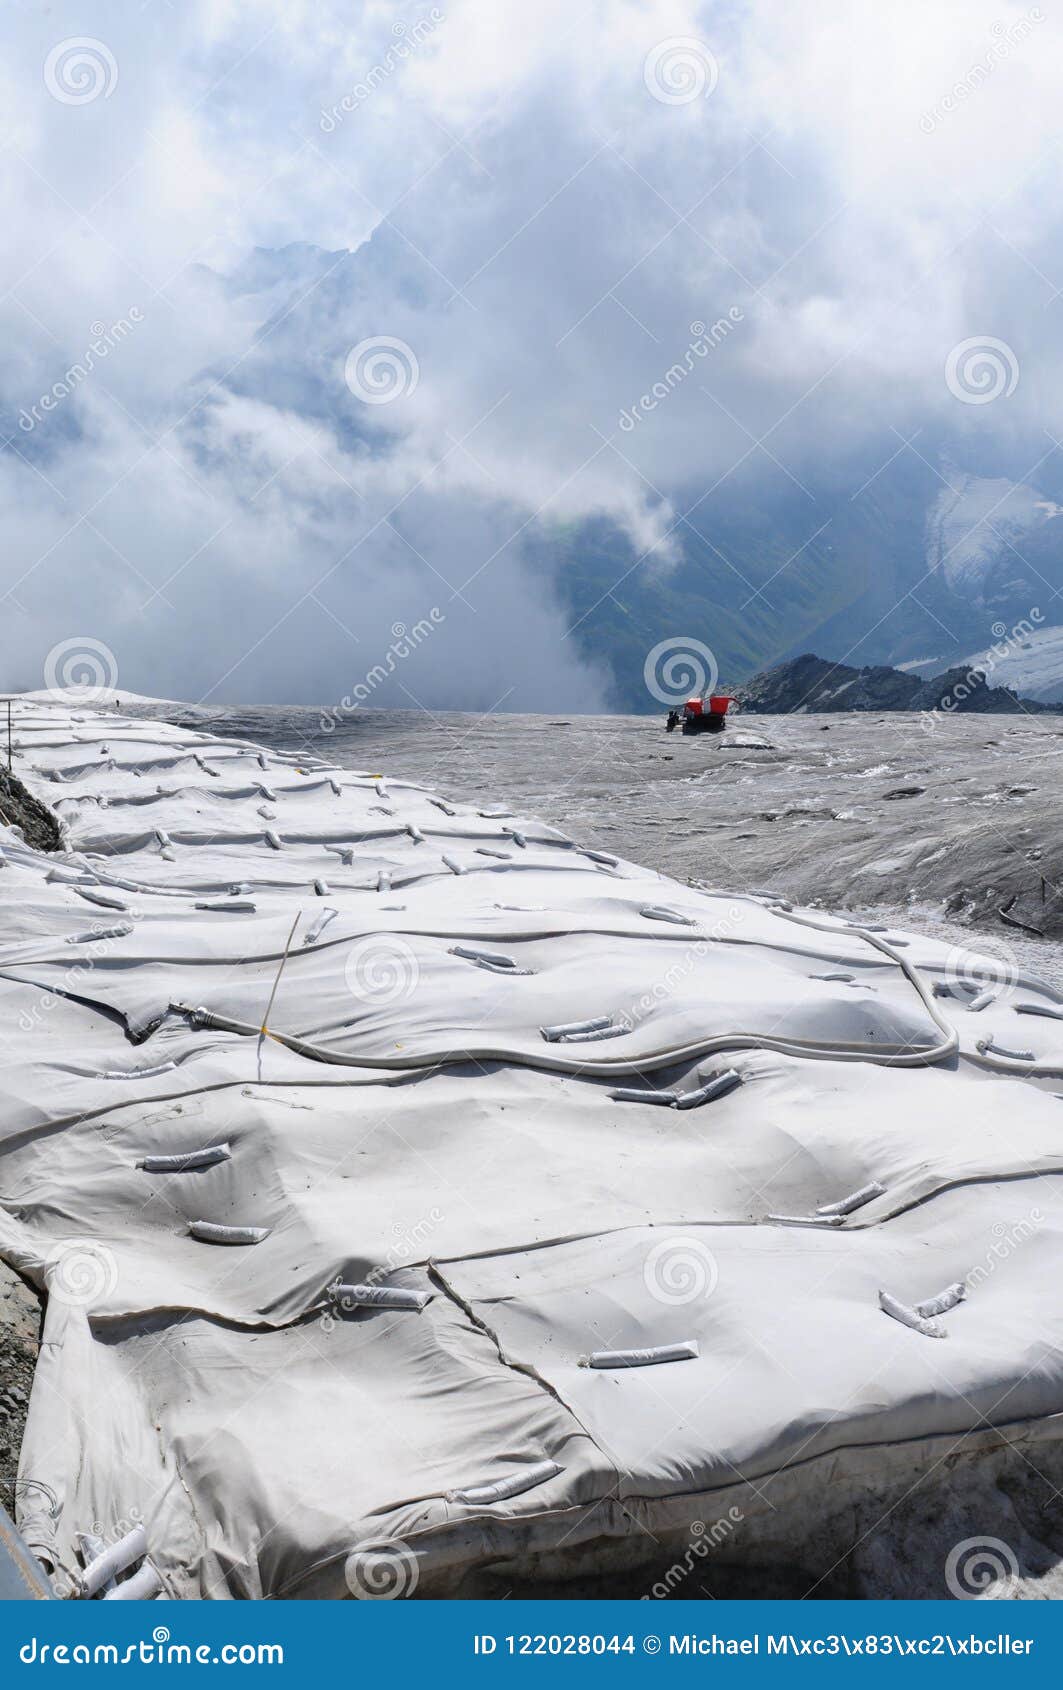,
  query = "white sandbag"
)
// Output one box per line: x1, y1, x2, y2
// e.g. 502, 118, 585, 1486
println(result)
103, 1560, 163, 1600
189, 1222, 269, 1246
581, 1341, 699, 1368
80, 1525, 147, 1598
640, 905, 695, 926
878, 1289, 945, 1338
540, 1016, 613, 1042
330, 1284, 431, 1312
303, 908, 339, 946
768, 1213, 845, 1228
139, 1145, 231, 1173
74, 887, 129, 911
674, 1071, 742, 1108
445, 1460, 561, 1505
611, 1087, 678, 1105
65, 922, 133, 944
915, 1282, 967, 1318
817, 1181, 886, 1217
